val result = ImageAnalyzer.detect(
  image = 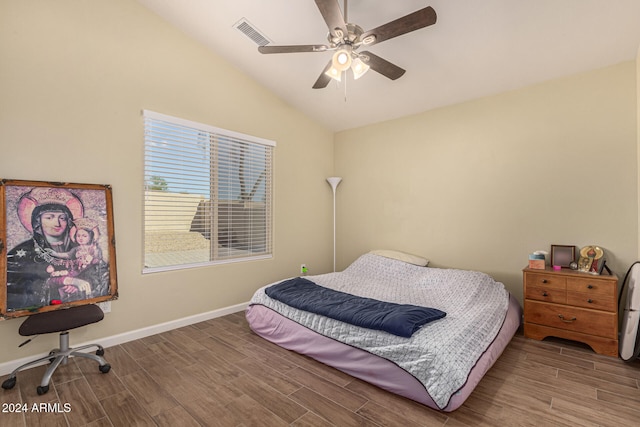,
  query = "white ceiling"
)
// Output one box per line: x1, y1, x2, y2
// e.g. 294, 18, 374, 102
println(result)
137, 0, 640, 132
